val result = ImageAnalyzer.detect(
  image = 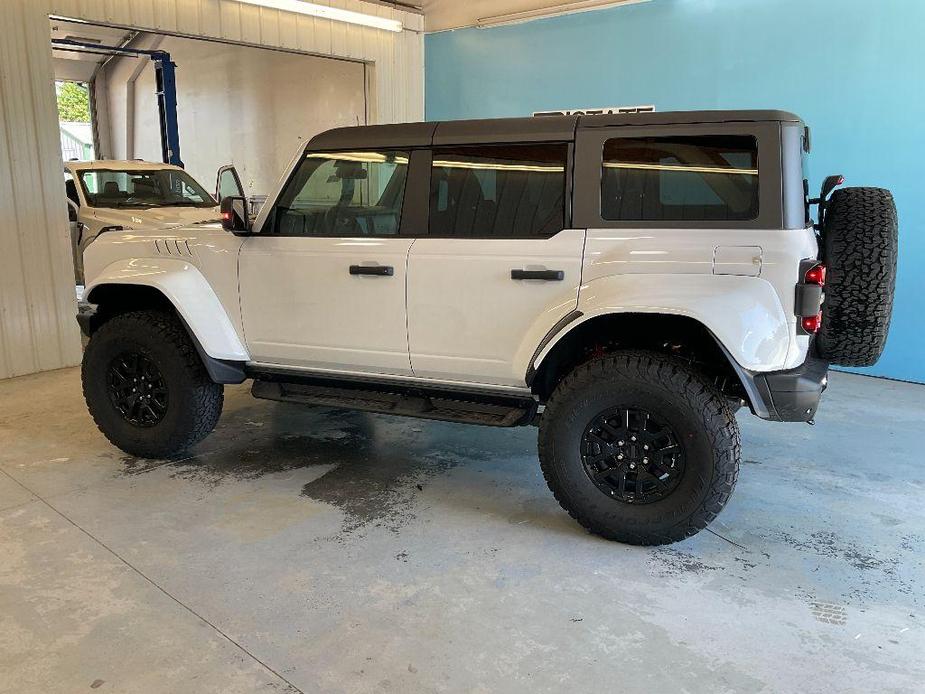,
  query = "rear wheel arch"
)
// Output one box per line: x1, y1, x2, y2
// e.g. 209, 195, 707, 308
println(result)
529, 312, 755, 410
